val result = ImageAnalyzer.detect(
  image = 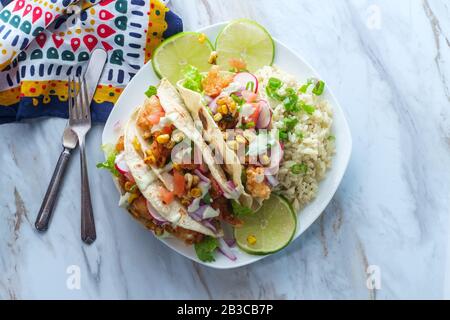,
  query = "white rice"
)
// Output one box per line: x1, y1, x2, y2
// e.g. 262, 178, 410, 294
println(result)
255, 66, 335, 211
